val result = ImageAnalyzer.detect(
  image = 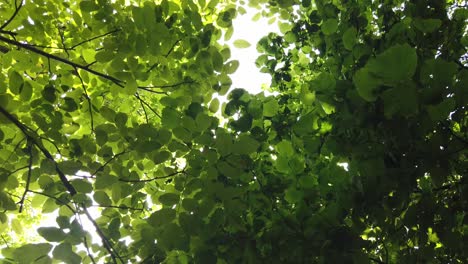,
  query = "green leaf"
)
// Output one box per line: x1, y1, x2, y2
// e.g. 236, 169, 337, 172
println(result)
93, 191, 112, 206
182, 198, 198, 212
413, 18, 441, 33
52, 243, 81, 264
114, 112, 128, 127
195, 113, 212, 131
367, 43, 417, 84
276, 140, 294, 157
152, 150, 172, 164
209, 98, 220, 113
279, 22, 293, 34
233, 39, 251, 48
217, 161, 241, 178
80, 0, 99, 12
353, 68, 381, 102
95, 50, 114, 63
60, 97, 78, 112
225, 60, 239, 74
263, 99, 279, 117
37, 227, 67, 242
41, 85, 57, 103
71, 179, 93, 193
232, 134, 259, 154
148, 208, 176, 226
381, 81, 419, 118
8, 71, 23, 95
321, 19, 338, 35
0, 192, 16, 211
20, 81, 33, 101
298, 174, 318, 188
173, 126, 192, 142
162, 108, 180, 129
427, 98, 455, 122
285, 188, 303, 203
215, 130, 232, 156
12, 243, 52, 264
124, 78, 138, 95
342, 27, 357, 50
159, 193, 180, 206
